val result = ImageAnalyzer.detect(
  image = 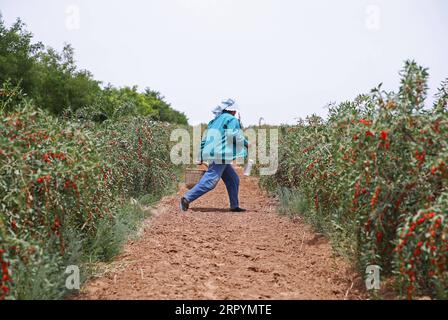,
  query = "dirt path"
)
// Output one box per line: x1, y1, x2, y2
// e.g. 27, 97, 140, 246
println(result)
77, 167, 365, 300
